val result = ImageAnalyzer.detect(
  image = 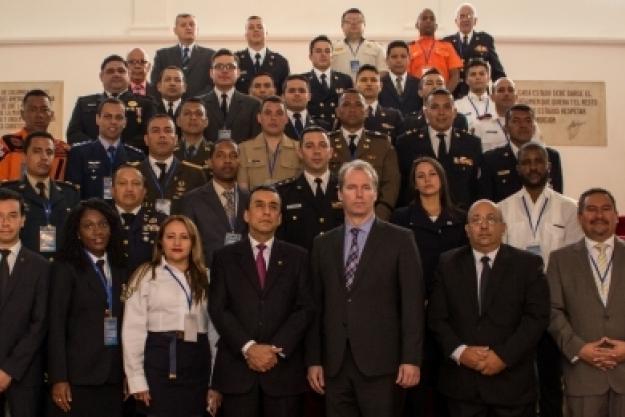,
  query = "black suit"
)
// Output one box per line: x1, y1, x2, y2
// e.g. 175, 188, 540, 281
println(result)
210, 238, 314, 417
0, 246, 49, 417
479, 143, 563, 203
199, 90, 261, 142
379, 73, 422, 117
364, 104, 405, 145
305, 70, 353, 131
235, 48, 290, 95
180, 181, 249, 267
150, 44, 215, 97
428, 244, 549, 415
